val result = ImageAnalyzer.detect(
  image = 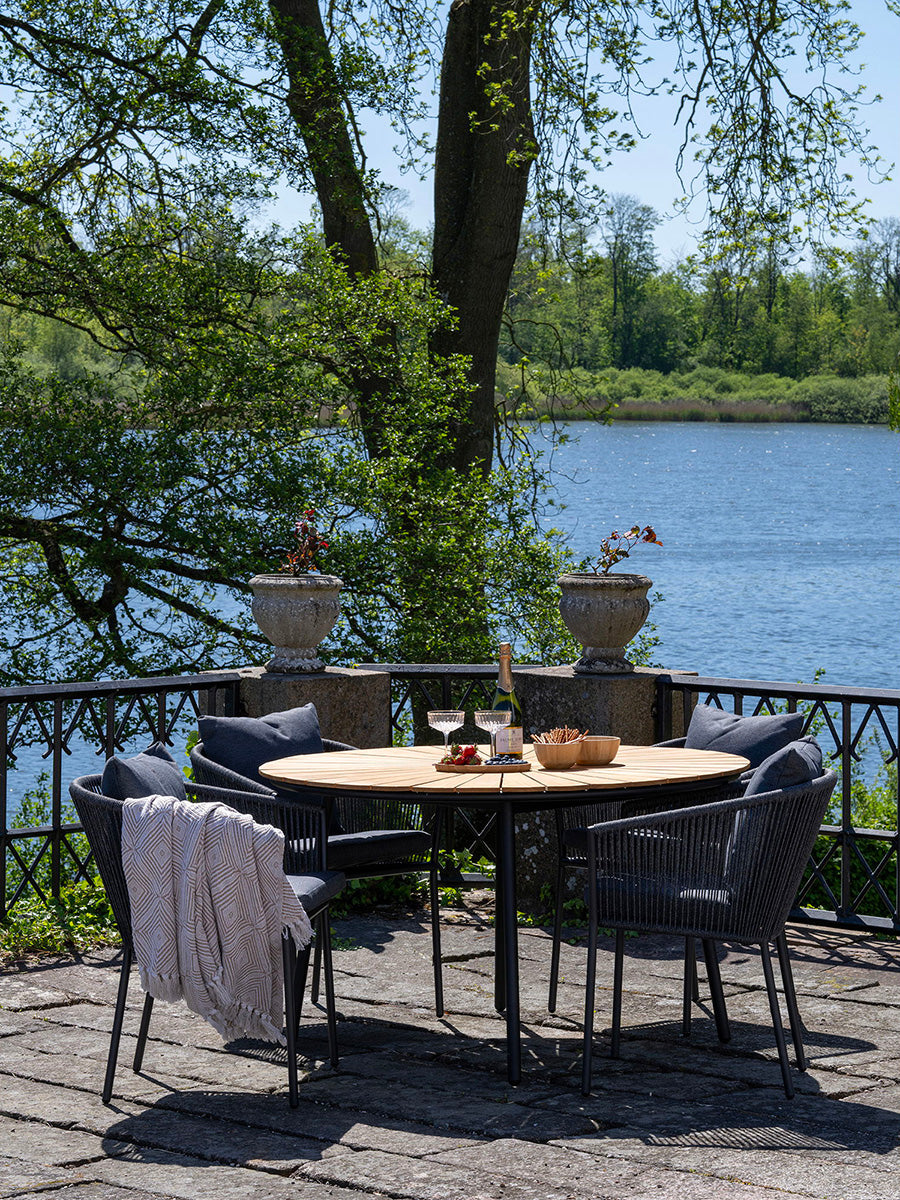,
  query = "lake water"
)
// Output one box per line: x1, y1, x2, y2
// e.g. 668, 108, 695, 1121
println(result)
4, 420, 898, 817
539, 422, 899, 690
